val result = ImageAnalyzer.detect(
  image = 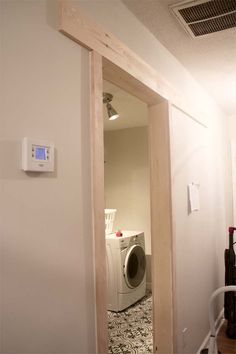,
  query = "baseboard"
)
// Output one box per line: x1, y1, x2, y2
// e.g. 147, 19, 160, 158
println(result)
196, 308, 225, 354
